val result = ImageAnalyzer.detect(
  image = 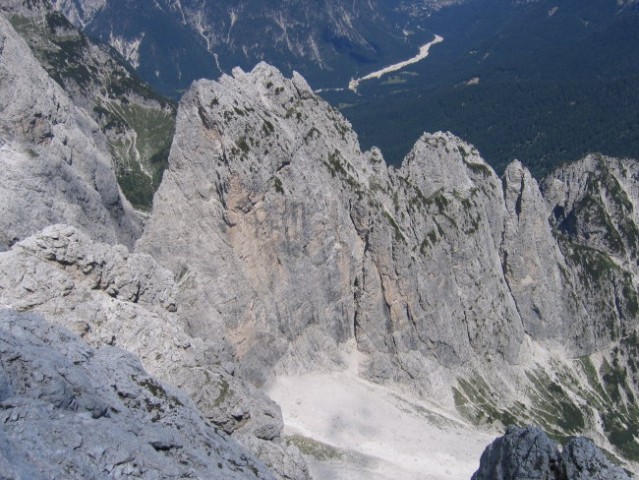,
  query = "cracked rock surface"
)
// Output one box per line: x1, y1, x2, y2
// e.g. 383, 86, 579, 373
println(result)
0, 308, 275, 480
0, 224, 309, 480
